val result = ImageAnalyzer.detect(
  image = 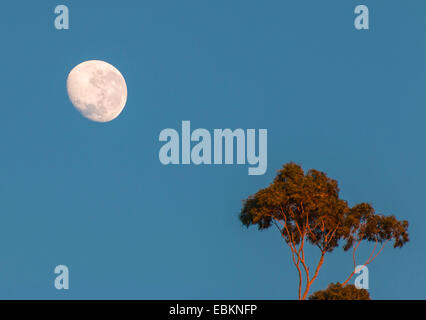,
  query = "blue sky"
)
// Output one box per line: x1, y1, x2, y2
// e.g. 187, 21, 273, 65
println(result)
0, 0, 425, 299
